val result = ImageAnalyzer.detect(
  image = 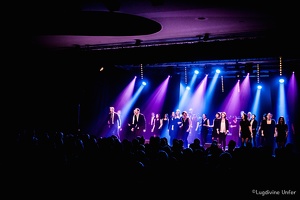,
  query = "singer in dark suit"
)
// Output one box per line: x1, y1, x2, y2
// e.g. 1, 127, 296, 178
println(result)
128, 108, 146, 140
107, 106, 121, 138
